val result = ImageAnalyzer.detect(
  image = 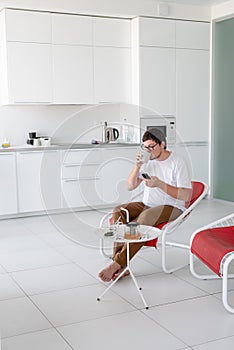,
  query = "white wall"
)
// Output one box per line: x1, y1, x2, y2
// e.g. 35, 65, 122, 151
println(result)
211, 0, 234, 20
0, 0, 211, 21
